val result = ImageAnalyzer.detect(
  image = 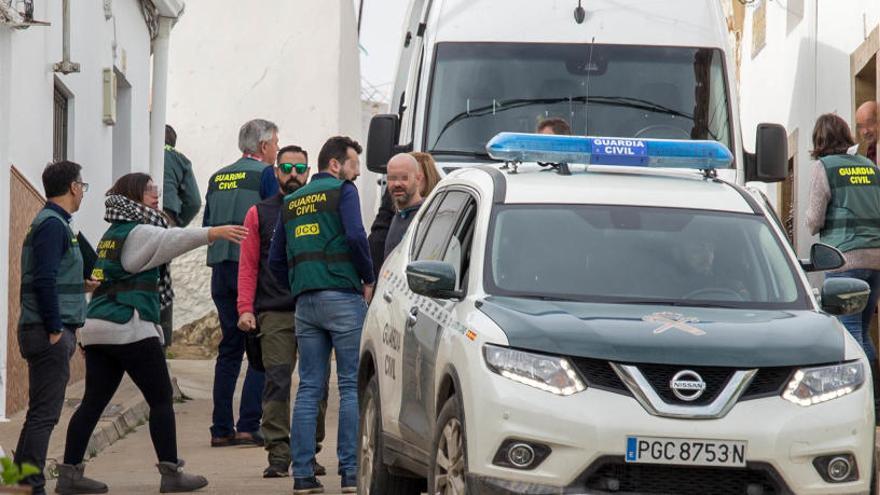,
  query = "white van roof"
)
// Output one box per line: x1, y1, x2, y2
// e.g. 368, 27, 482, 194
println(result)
431, 0, 729, 49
